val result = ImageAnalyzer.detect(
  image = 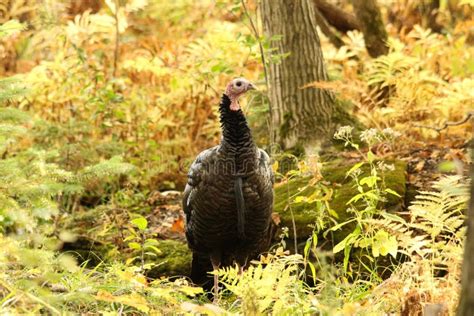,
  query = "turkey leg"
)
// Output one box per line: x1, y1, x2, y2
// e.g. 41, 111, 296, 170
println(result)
210, 252, 221, 303
238, 256, 249, 275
